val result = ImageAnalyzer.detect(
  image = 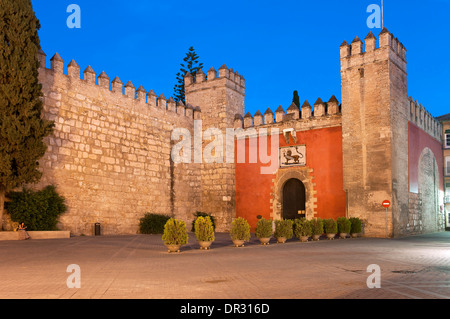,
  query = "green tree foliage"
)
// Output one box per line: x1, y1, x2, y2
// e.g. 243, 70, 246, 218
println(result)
0, 0, 54, 229
292, 90, 300, 109
173, 46, 204, 104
